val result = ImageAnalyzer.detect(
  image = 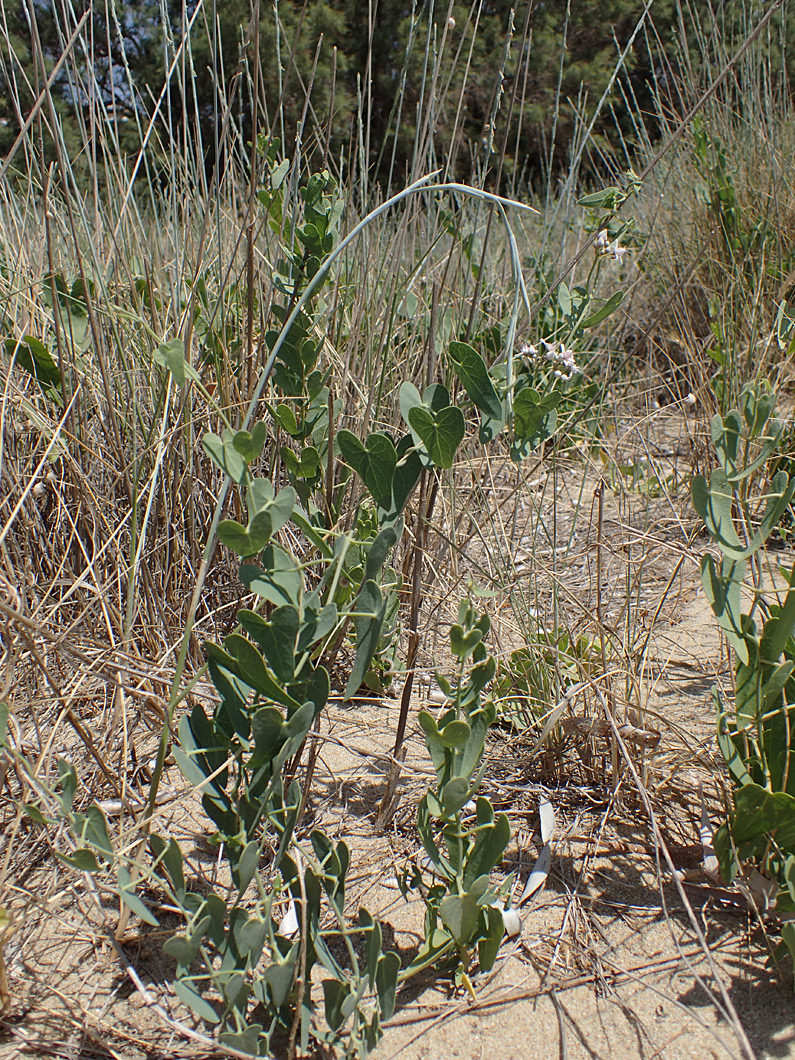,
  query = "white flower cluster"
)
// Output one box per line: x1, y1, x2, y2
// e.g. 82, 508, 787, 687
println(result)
595, 229, 628, 262
520, 339, 579, 380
